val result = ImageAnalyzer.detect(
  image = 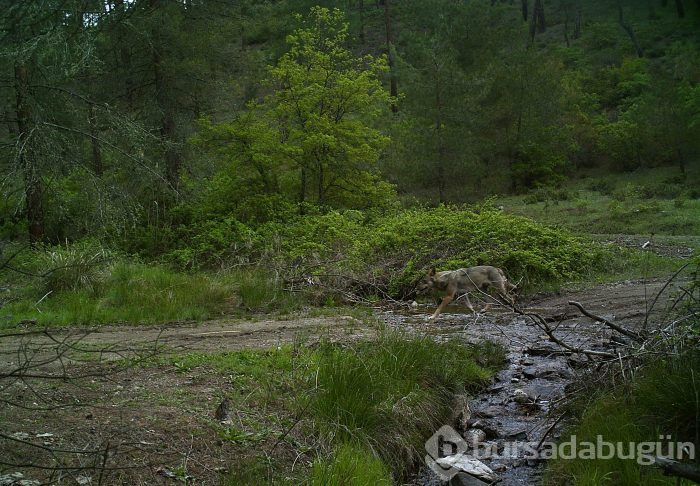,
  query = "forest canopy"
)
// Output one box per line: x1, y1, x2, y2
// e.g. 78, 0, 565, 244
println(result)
1, 0, 699, 252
